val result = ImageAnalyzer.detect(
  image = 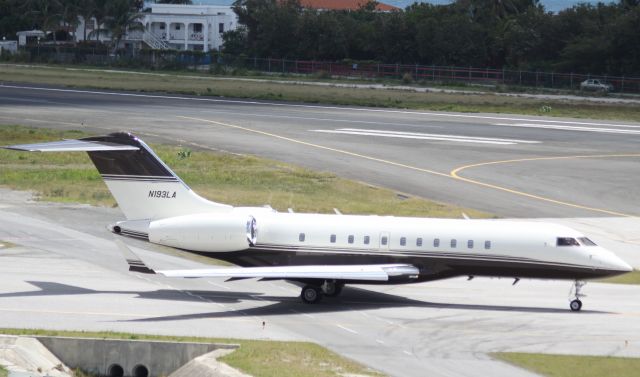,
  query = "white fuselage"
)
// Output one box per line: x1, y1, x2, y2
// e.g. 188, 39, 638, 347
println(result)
139, 208, 632, 281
